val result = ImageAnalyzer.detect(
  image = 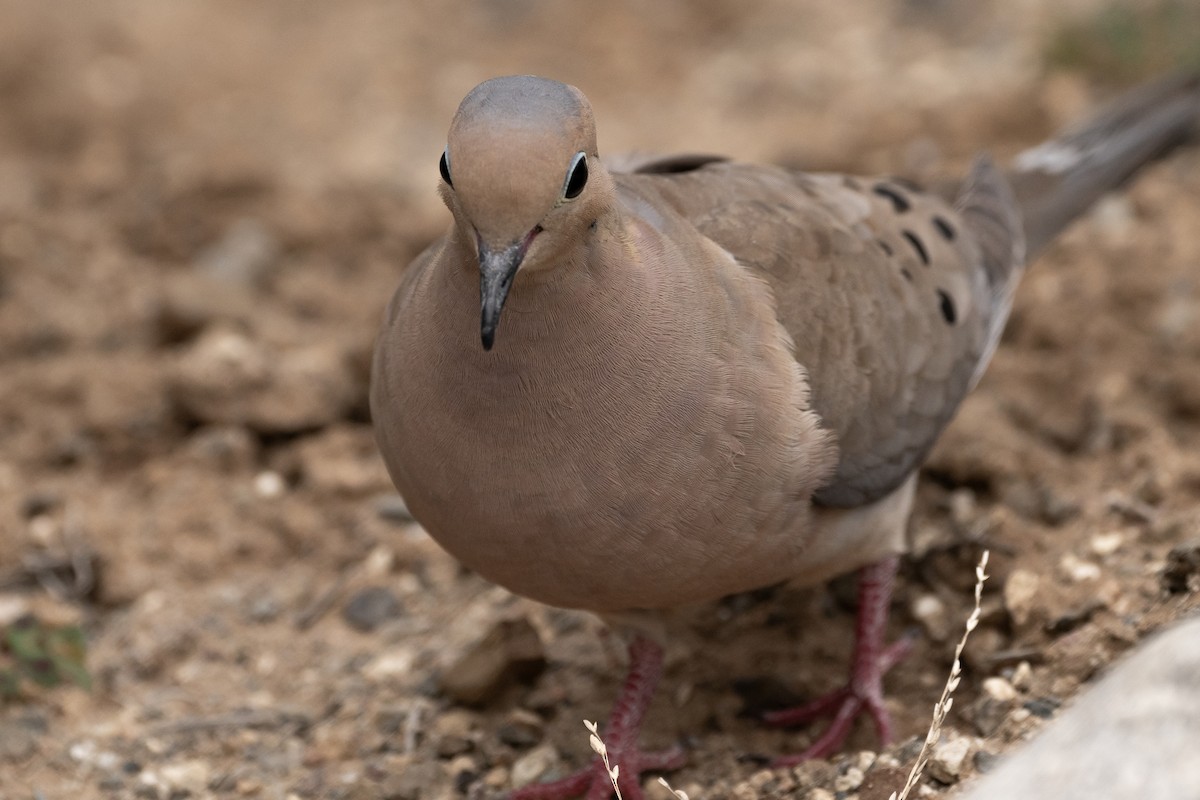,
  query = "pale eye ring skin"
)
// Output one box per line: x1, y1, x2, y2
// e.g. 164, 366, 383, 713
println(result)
439, 147, 453, 187
563, 151, 587, 199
